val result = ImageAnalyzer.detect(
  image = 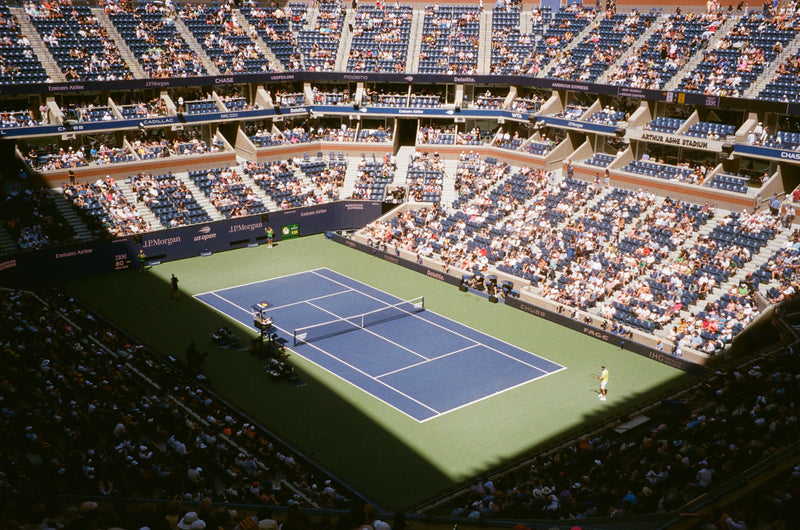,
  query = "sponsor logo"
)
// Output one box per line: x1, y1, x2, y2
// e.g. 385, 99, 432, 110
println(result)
228, 222, 263, 233
220, 112, 239, 119
640, 132, 709, 149
193, 231, 217, 242
345, 203, 364, 210
343, 74, 368, 81
517, 302, 547, 318
454, 76, 476, 83
300, 208, 327, 217
49, 84, 86, 92
141, 117, 174, 126
0, 259, 17, 272
269, 74, 295, 81
647, 351, 684, 369
780, 150, 800, 160
55, 248, 94, 258
383, 255, 399, 264
214, 77, 234, 84
583, 327, 610, 341
346, 240, 357, 248
617, 87, 646, 98
426, 270, 445, 280
145, 80, 169, 88
551, 82, 589, 91
142, 236, 181, 248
